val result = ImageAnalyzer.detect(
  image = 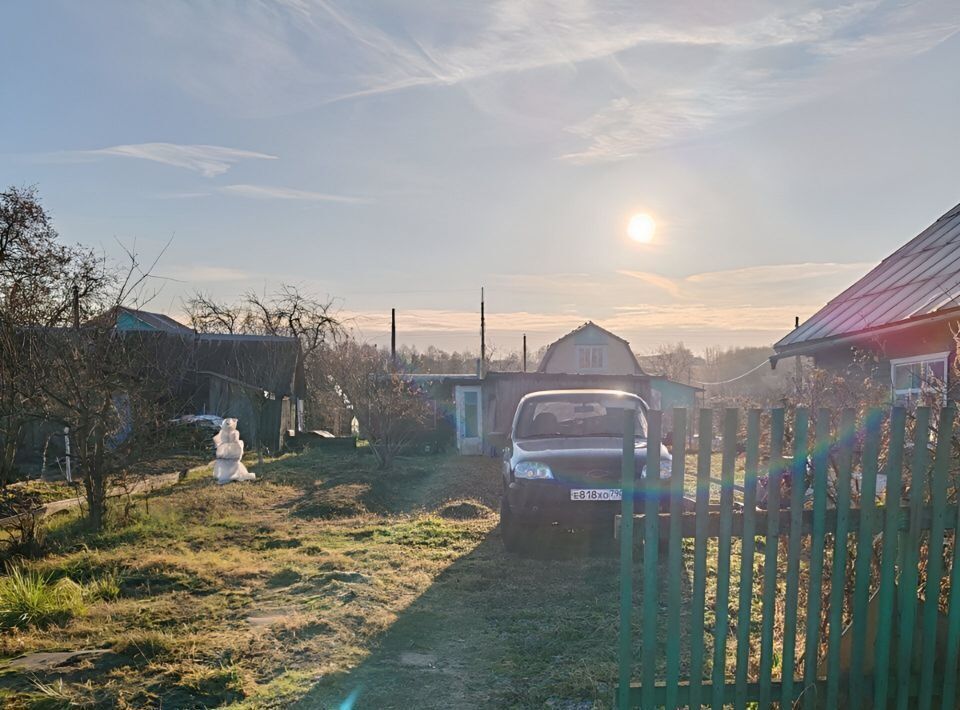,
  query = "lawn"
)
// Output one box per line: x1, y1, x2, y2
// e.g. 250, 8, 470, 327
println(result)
0, 448, 655, 709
